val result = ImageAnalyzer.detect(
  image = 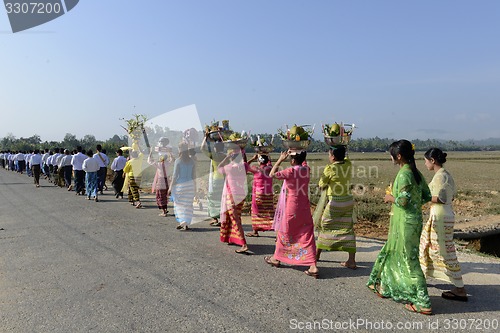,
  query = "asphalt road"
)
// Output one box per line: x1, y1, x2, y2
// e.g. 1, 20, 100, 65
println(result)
1, 169, 499, 333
